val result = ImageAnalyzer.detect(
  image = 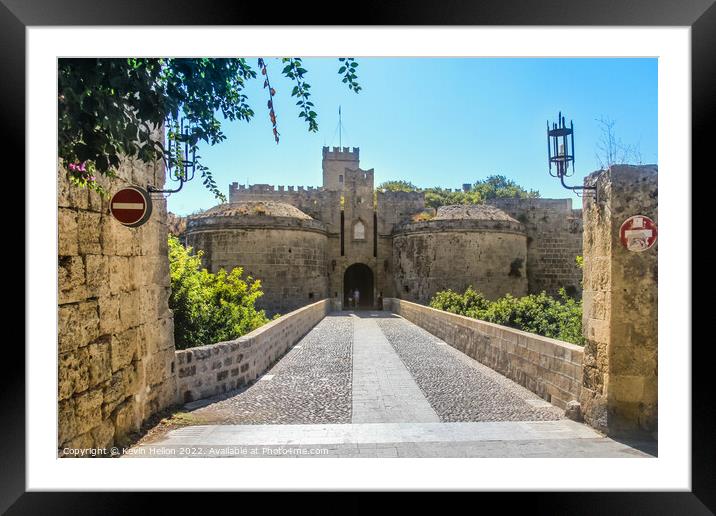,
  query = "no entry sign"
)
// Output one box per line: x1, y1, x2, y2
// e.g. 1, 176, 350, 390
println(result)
110, 186, 153, 228
619, 215, 657, 252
